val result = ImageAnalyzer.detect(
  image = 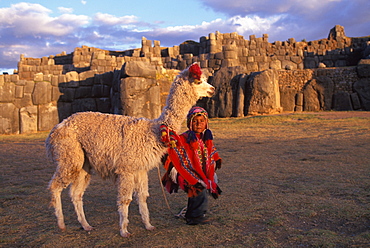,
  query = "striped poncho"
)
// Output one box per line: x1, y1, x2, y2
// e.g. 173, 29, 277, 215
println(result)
161, 124, 222, 198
